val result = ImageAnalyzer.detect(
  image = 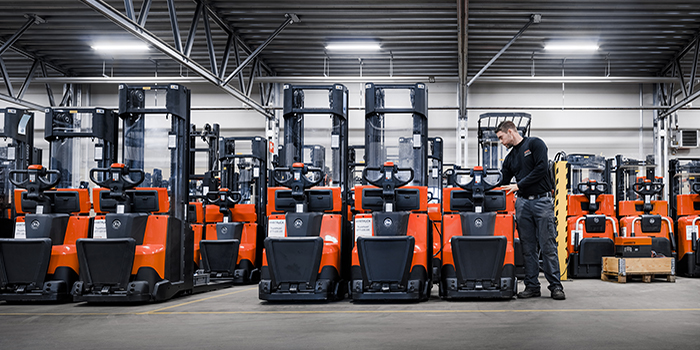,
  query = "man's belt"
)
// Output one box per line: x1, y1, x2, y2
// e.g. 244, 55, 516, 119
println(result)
520, 192, 552, 200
